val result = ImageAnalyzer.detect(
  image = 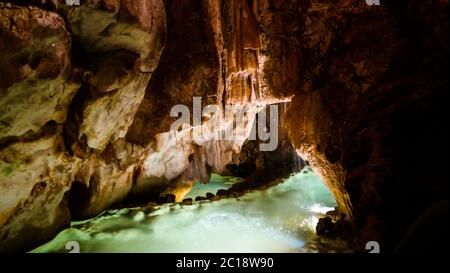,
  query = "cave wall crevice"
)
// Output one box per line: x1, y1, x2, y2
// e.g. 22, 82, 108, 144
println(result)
285, 0, 449, 250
